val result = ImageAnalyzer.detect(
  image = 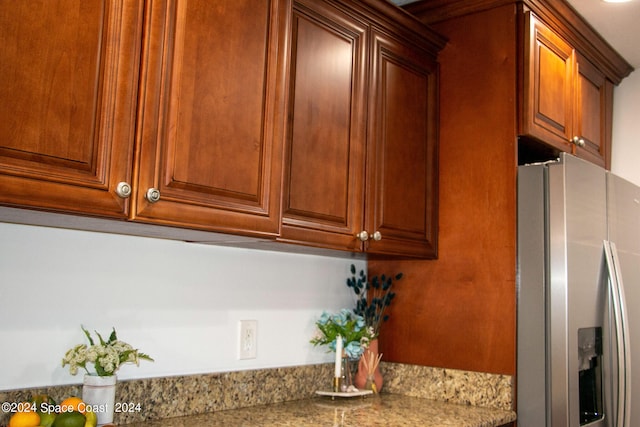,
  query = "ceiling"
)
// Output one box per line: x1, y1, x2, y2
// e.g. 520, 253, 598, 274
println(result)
567, 0, 640, 68
392, 0, 640, 69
